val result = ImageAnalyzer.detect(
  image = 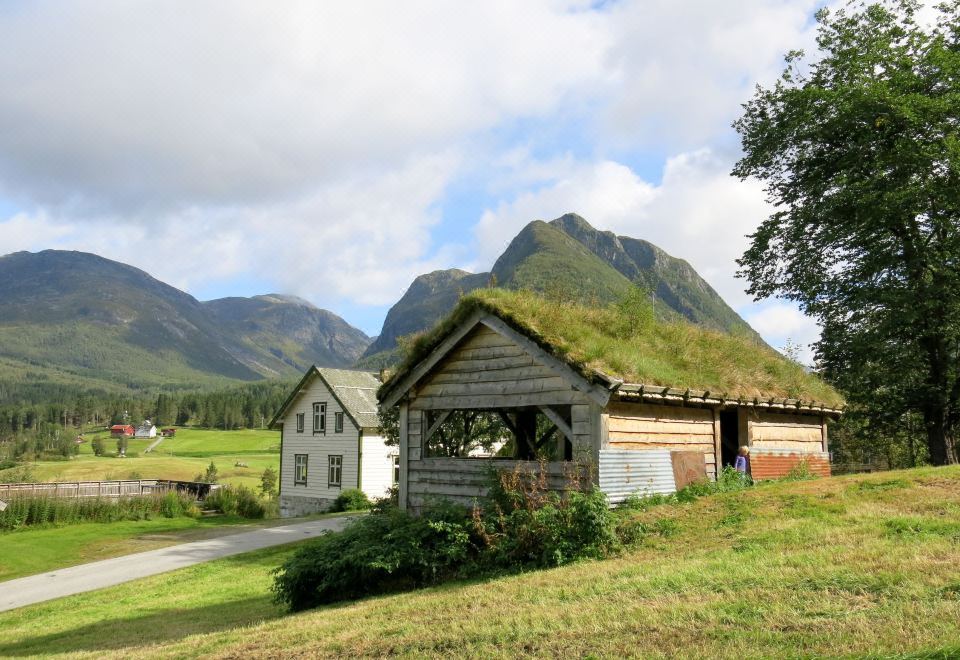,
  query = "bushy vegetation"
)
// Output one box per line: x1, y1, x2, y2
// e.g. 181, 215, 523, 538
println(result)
0, 491, 200, 531
329, 488, 372, 512
273, 464, 676, 612
205, 485, 275, 519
